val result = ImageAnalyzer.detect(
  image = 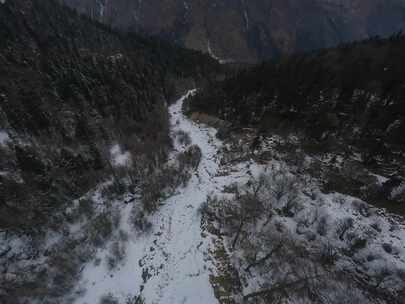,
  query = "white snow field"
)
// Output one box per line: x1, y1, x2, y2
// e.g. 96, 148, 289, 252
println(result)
74, 91, 224, 304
